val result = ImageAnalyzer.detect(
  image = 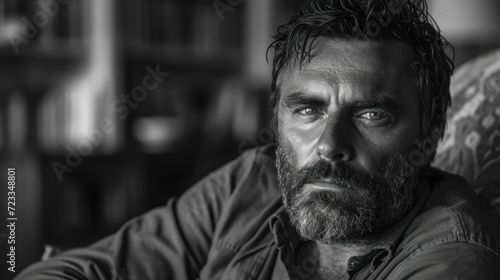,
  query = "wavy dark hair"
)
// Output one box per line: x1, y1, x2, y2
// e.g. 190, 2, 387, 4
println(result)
268, 0, 454, 142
